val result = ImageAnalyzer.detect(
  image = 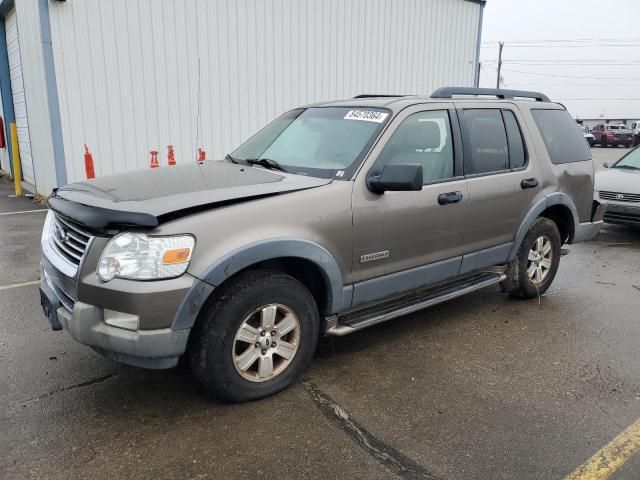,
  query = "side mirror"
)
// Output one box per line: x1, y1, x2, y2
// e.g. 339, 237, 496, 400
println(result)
603, 162, 610, 168
367, 164, 423, 193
